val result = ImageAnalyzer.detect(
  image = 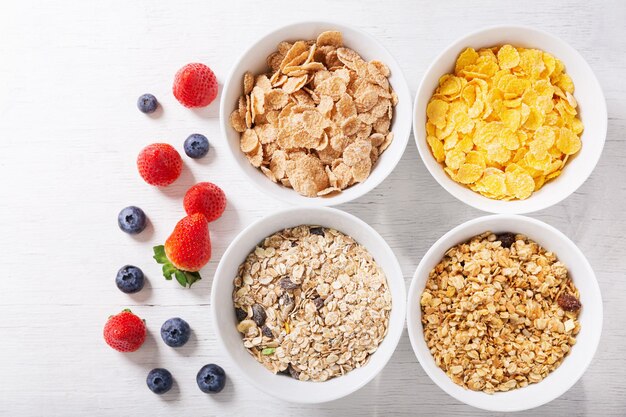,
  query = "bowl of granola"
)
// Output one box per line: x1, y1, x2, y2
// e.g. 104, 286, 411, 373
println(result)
220, 21, 411, 206
407, 214, 602, 412
211, 207, 406, 402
